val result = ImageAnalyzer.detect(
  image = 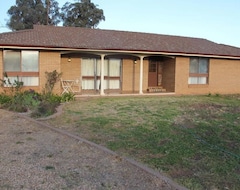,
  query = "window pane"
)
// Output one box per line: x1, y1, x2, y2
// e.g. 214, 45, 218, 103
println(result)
109, 59, 121, 76
188, 77, 198, 84
104, 59, 108, 76
22, 51, 39, 72
199, 58, 208, 73
22, 77, 39, 86
96, 59, 103, 76
82, 58, 95, 76
198, 77, 207, 84
190, 58, 198, 73
188, 77, 207, 84
149, 62, 157, 72
82, 79, 94, 89
109, 80, 120, 89
4, 50, 21, 71
3, 76, 19, 87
